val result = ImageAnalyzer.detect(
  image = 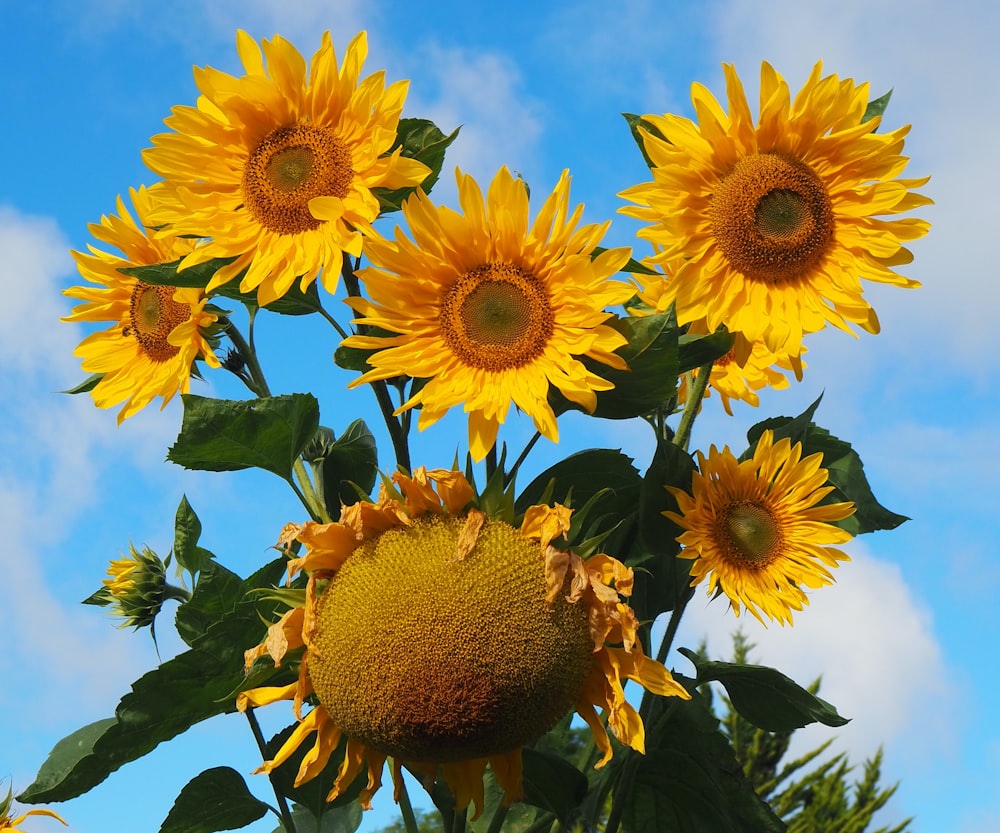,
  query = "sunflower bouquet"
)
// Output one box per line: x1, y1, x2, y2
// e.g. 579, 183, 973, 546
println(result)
19, 28, 929, 833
